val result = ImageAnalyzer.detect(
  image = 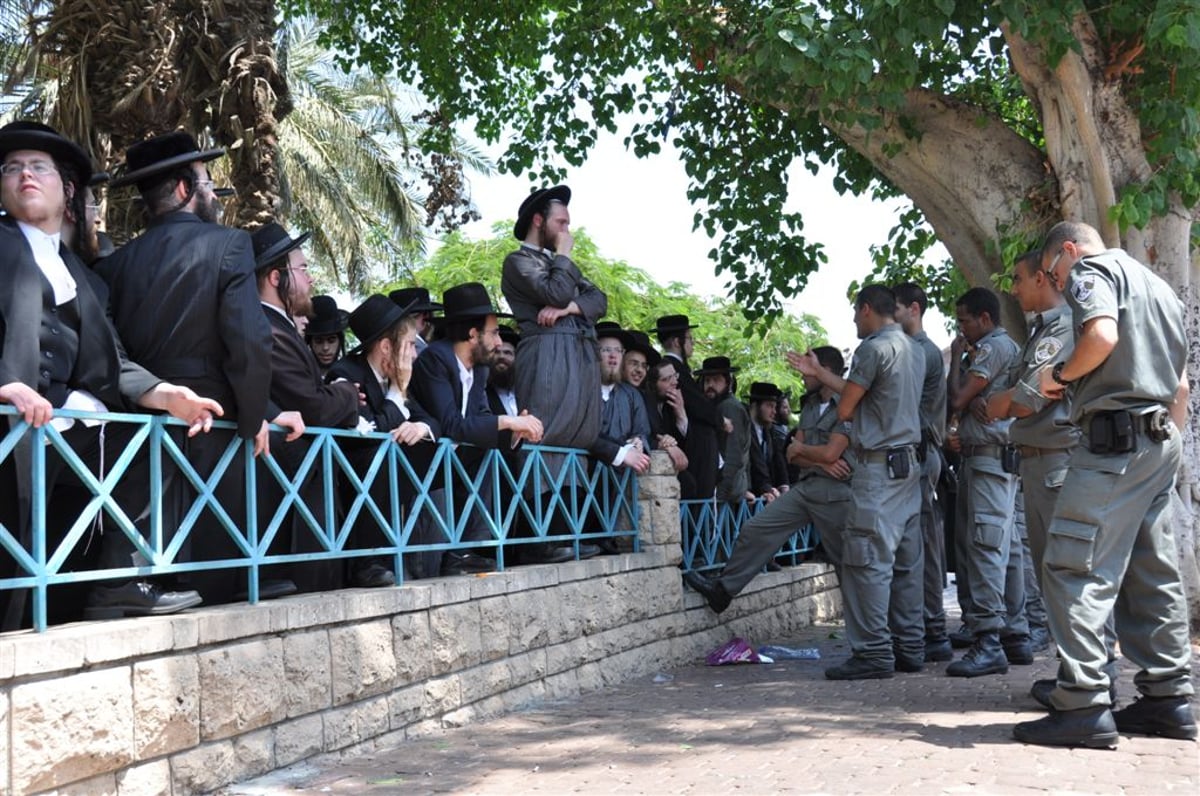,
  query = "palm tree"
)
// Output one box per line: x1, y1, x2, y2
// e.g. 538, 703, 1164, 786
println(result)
275, 17, 492, 291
